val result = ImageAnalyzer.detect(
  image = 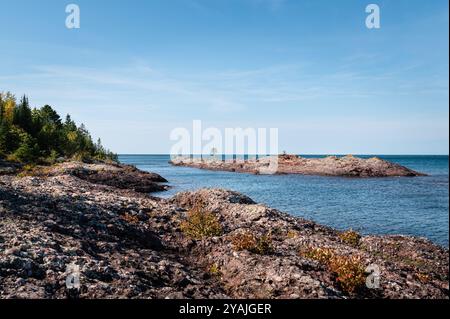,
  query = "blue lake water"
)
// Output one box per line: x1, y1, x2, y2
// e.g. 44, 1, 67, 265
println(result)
119, 155, 449, 247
